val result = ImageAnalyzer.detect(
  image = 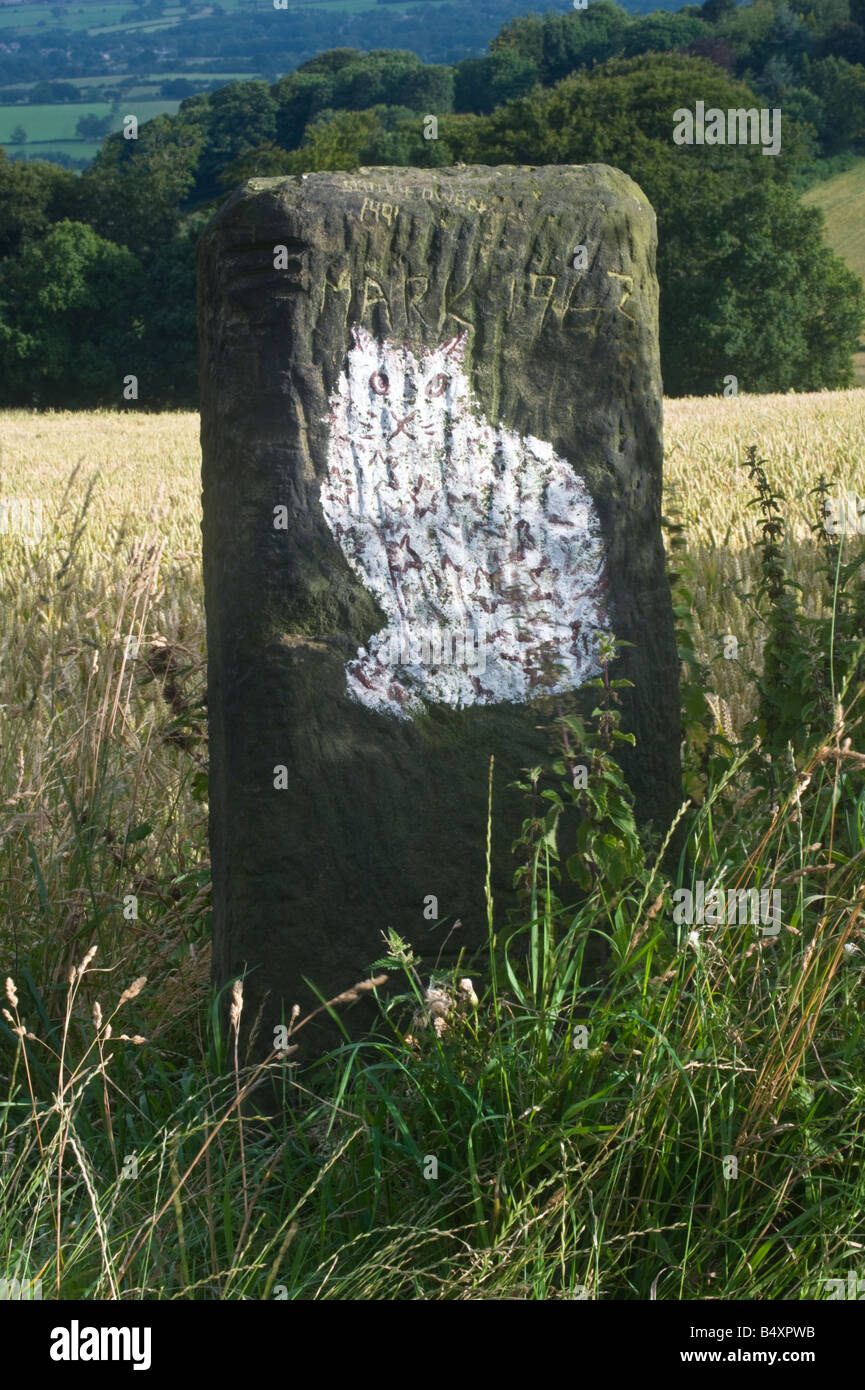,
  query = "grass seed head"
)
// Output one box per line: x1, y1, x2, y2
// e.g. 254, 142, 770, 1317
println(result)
118, 976, 147, 1007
